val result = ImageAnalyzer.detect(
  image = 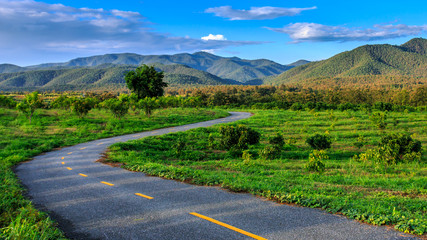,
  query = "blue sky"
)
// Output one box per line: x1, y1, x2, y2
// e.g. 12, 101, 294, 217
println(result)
1, 0, 426, 66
